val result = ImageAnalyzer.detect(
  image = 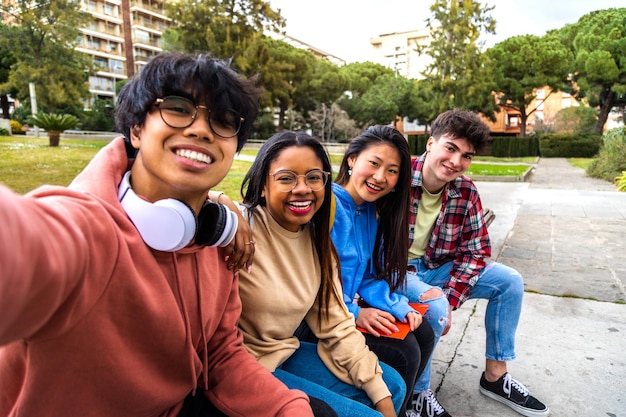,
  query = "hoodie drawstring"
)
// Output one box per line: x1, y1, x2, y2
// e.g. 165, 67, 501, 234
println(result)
194, 255, 209, 390
171, 253, 206, 396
